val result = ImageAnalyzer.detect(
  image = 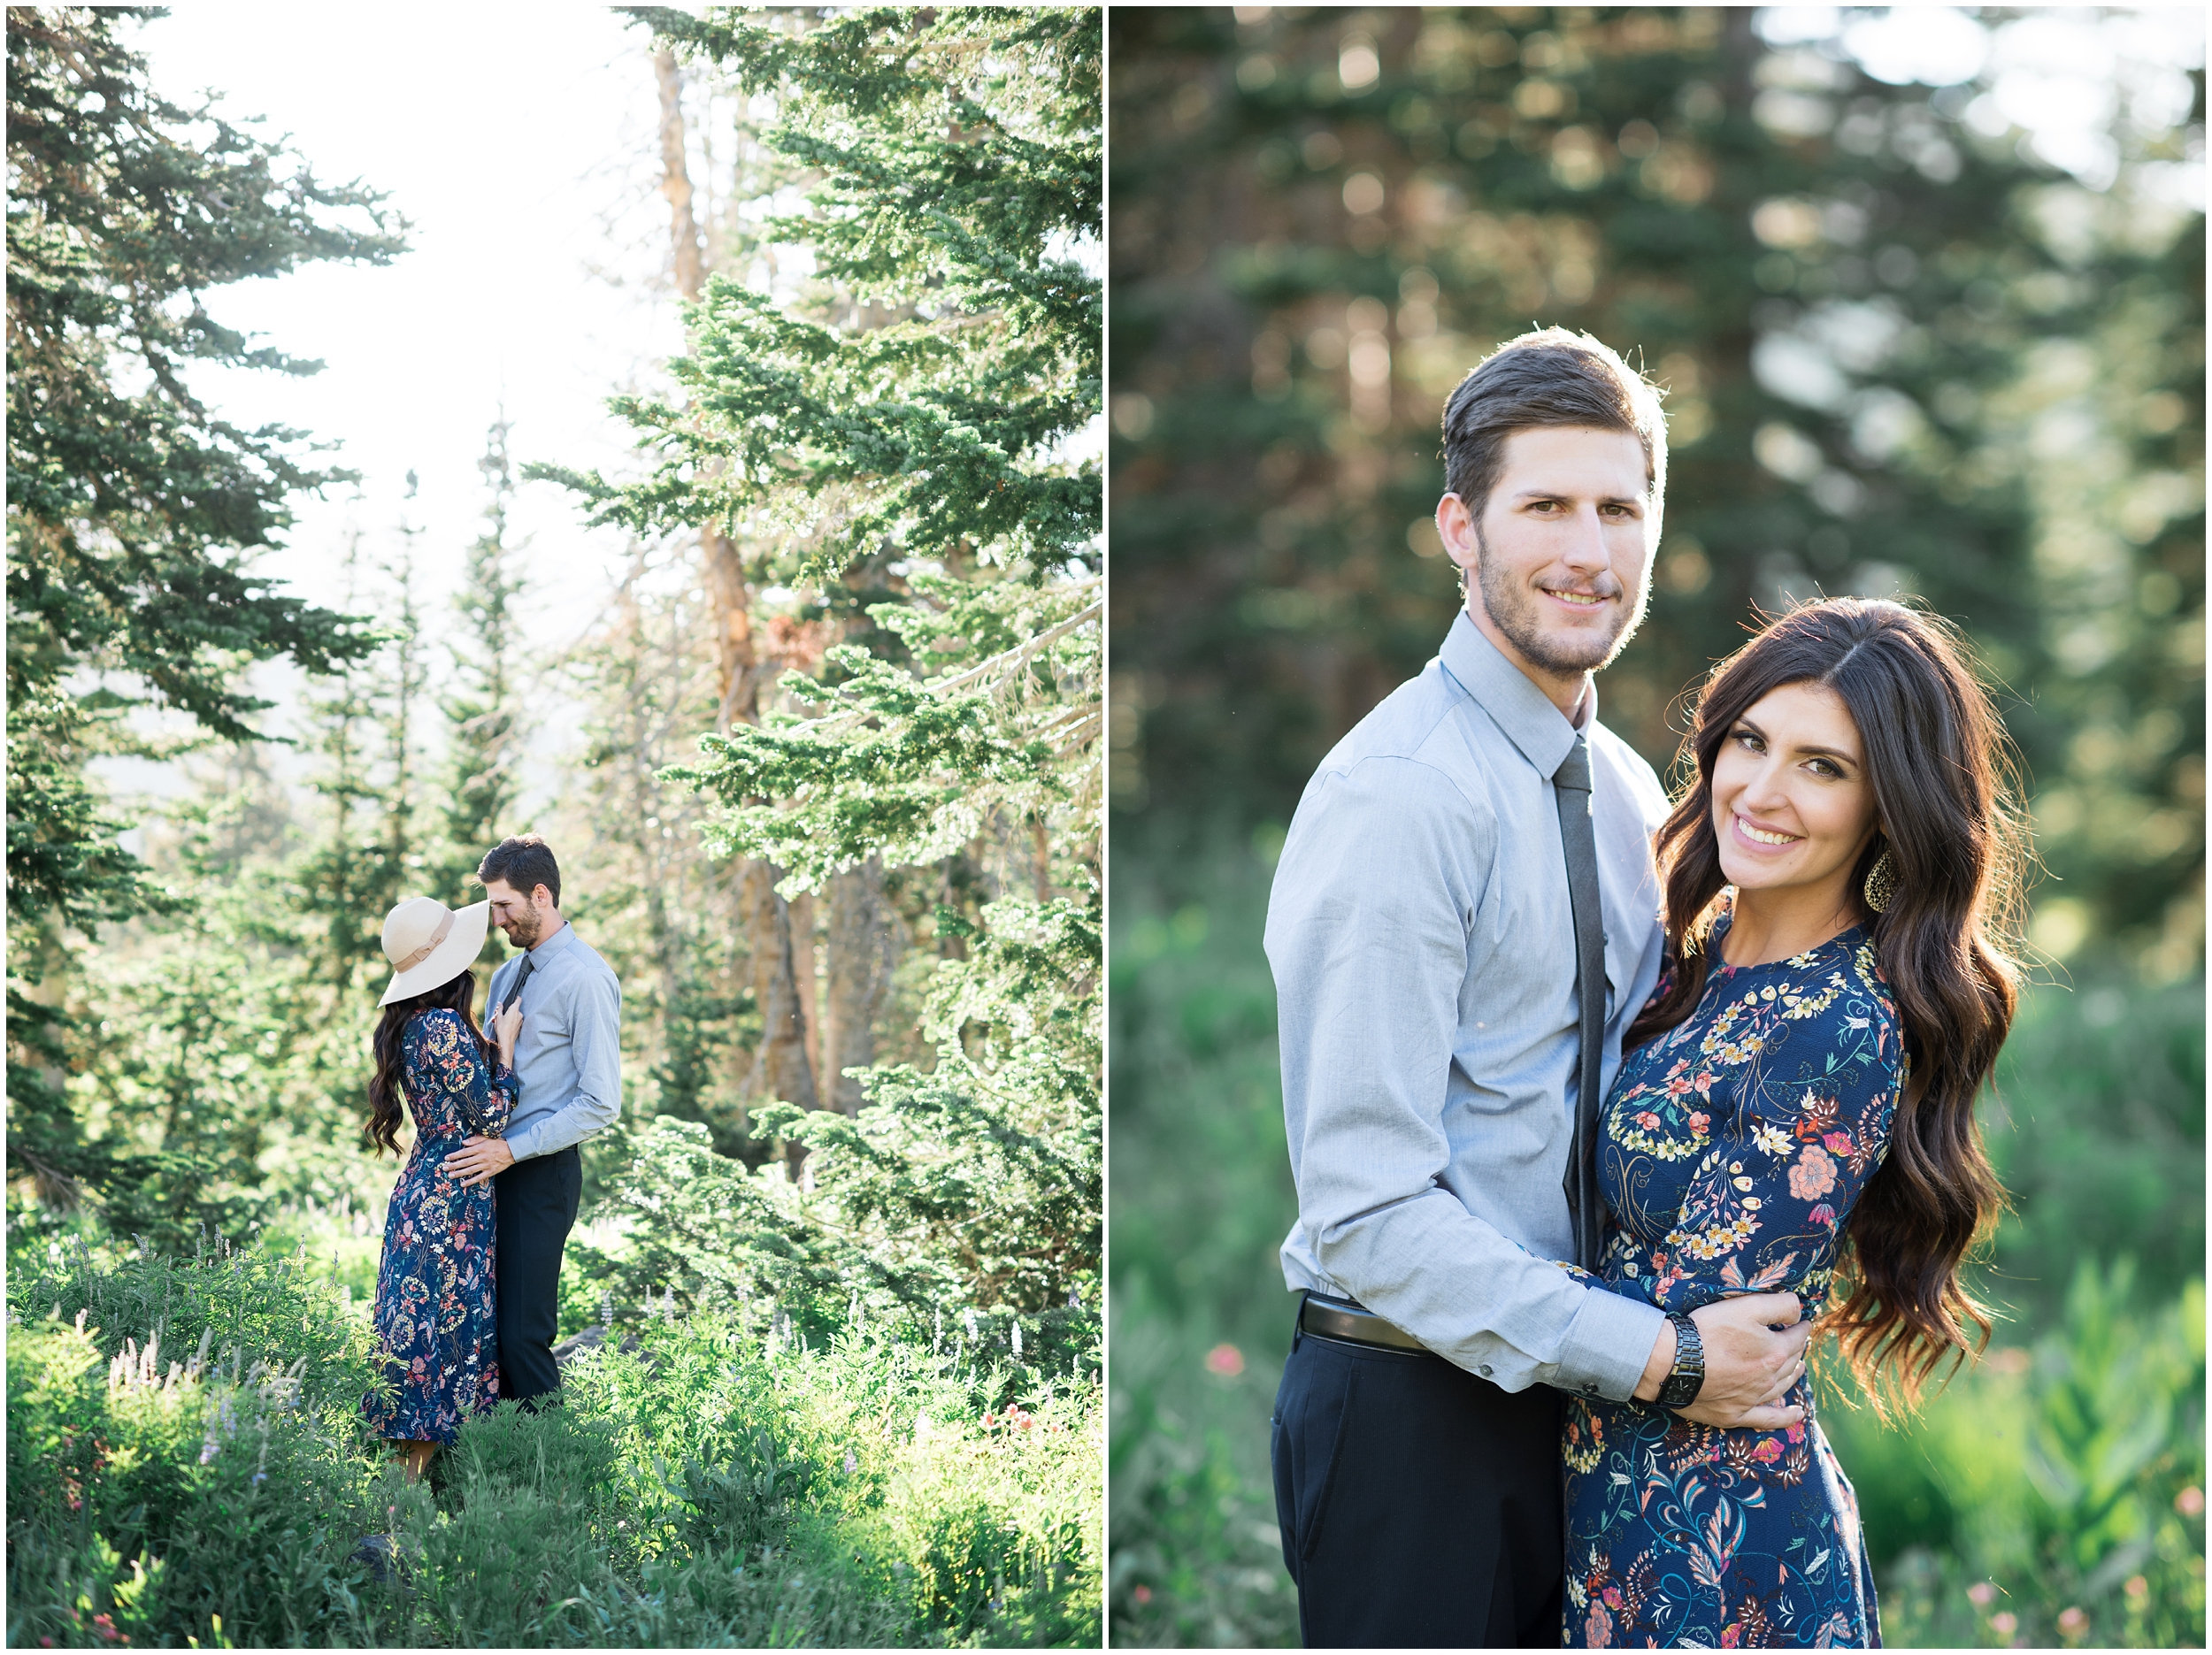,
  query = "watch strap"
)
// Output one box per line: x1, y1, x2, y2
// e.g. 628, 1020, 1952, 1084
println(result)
1655, 1310, 1706, 1410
